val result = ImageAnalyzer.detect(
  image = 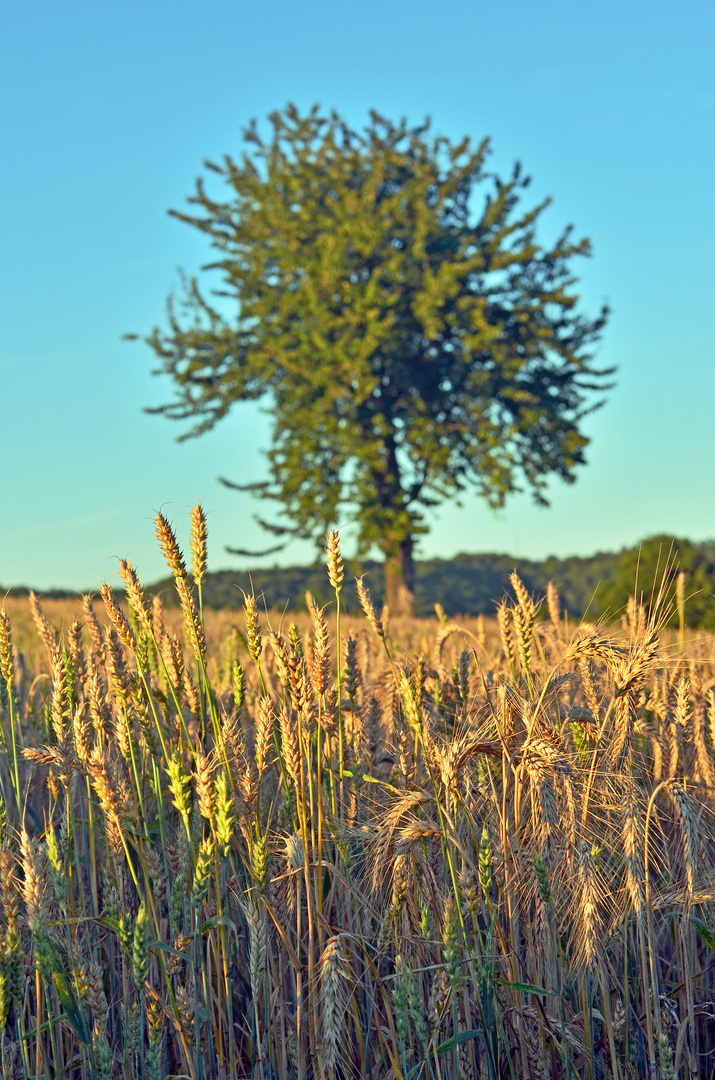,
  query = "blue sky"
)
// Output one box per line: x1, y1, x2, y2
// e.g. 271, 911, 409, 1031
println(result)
2, 0, 714, 590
